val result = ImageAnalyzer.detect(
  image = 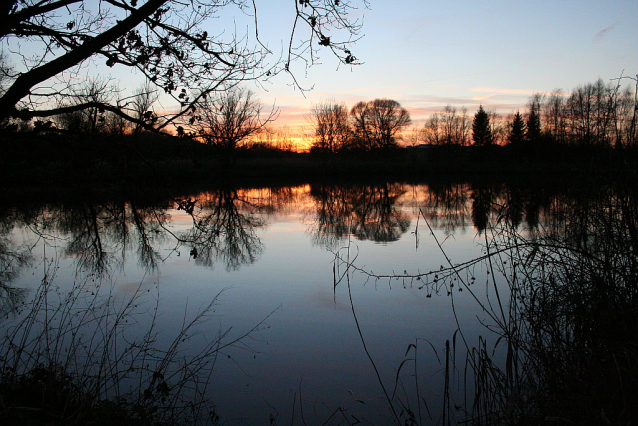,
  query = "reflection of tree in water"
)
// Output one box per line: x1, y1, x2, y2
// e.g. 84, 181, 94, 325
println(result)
309, 185, 353, 249
53, 200, 170, 277
418, 182, 557, 233
418, 182, 473, 234
309, 183, 410, 248
500, 184, 555, 230
468, 183, 638, 424
470, 184, 497, 232
0, 210, 32, 316
350, 185, 410, 242
180, 188, 266, 271
334, 182, 638, 424
0, 186, 281, 280
0, 192, 174, 281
